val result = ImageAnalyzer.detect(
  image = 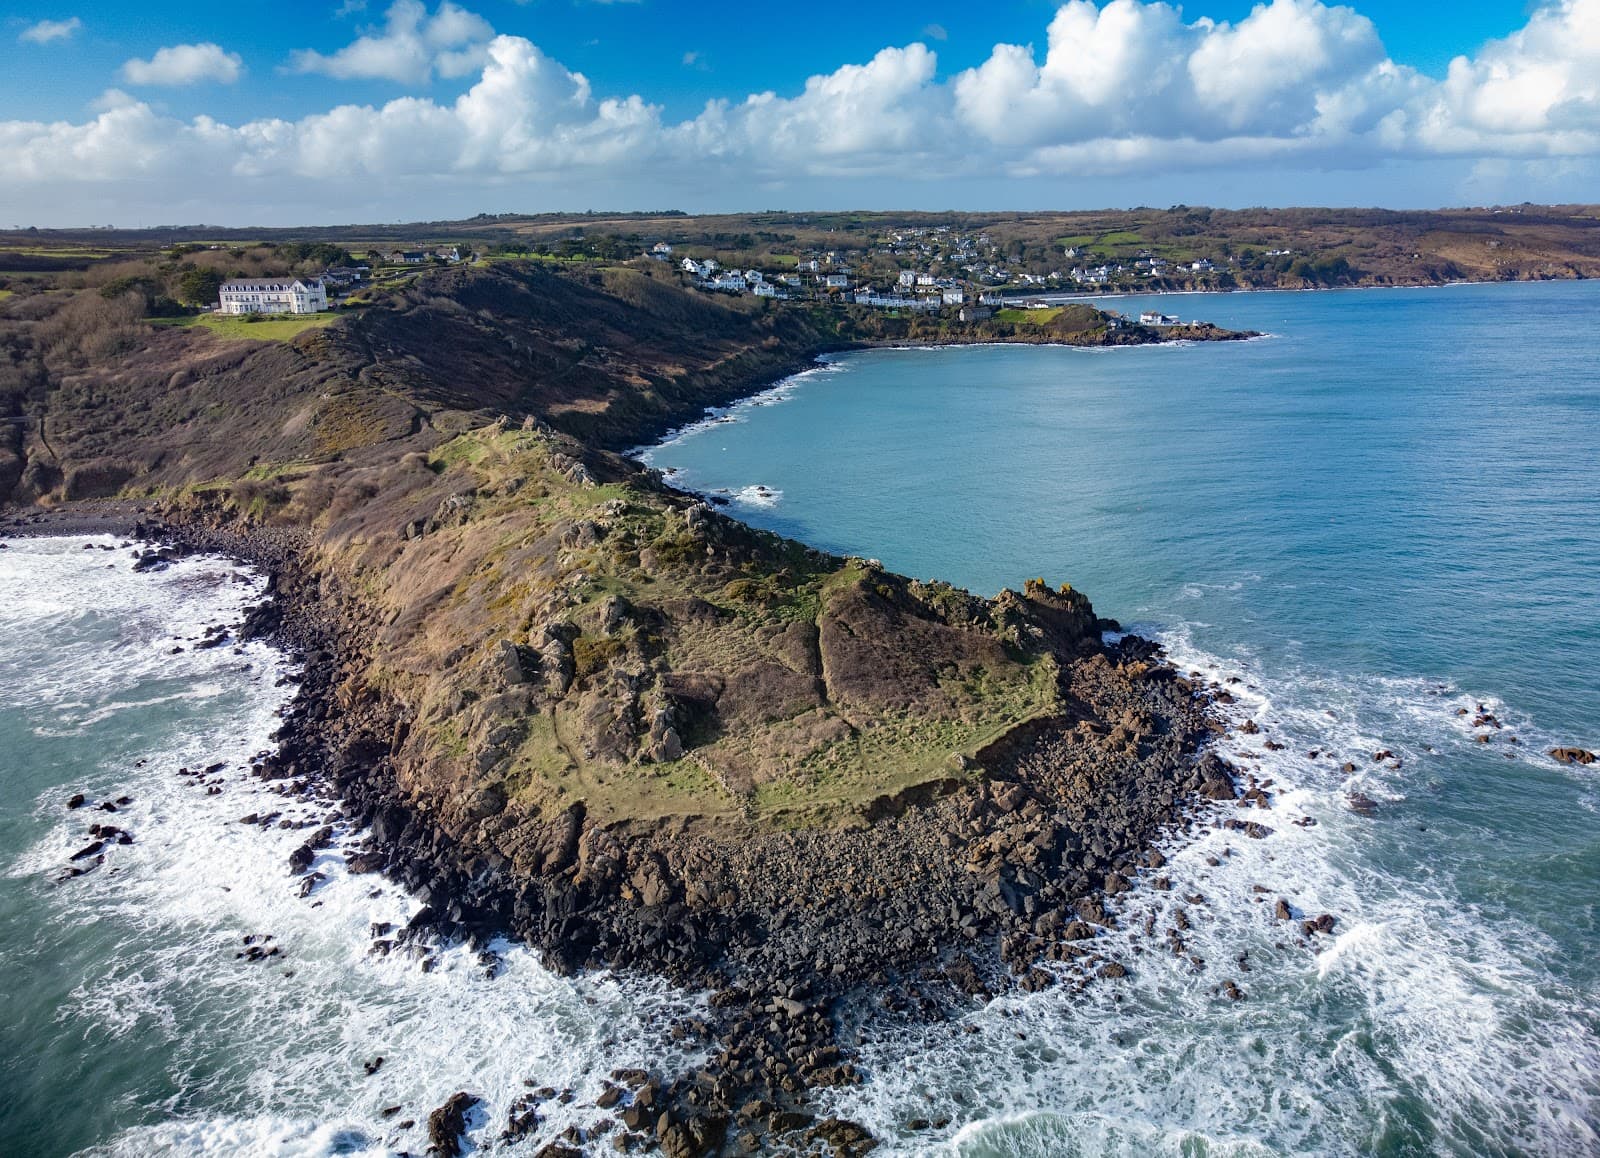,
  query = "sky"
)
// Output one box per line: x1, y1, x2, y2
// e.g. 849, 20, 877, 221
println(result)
3, 0, 1597, 227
